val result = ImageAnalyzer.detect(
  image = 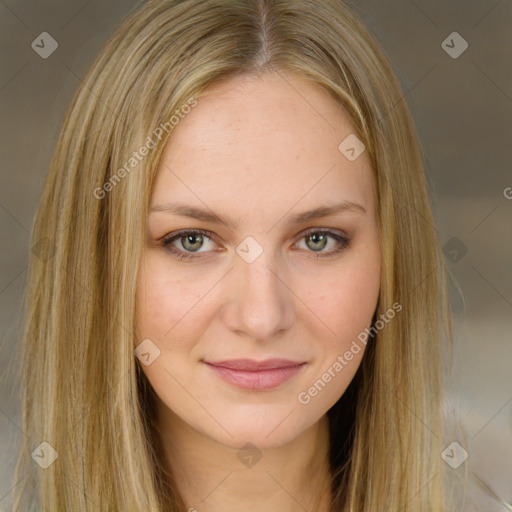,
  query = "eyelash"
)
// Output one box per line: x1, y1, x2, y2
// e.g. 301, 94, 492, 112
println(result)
161, 228, 350, 261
